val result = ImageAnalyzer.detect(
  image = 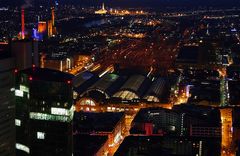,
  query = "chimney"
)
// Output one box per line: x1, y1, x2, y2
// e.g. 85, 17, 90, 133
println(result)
51, 7, 55, 27
21, 9, 25, 39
